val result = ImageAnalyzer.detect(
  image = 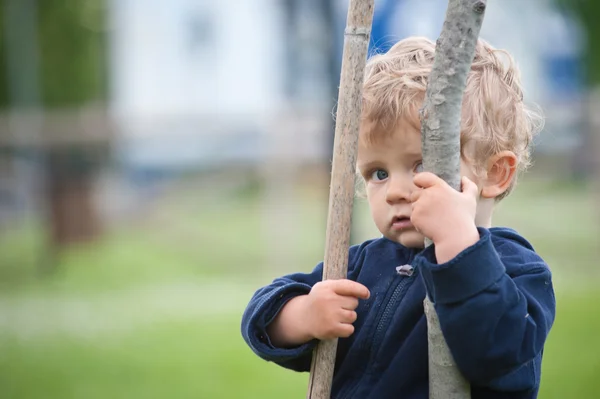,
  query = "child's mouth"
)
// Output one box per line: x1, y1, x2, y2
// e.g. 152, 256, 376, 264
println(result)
391, 217, 413, 230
